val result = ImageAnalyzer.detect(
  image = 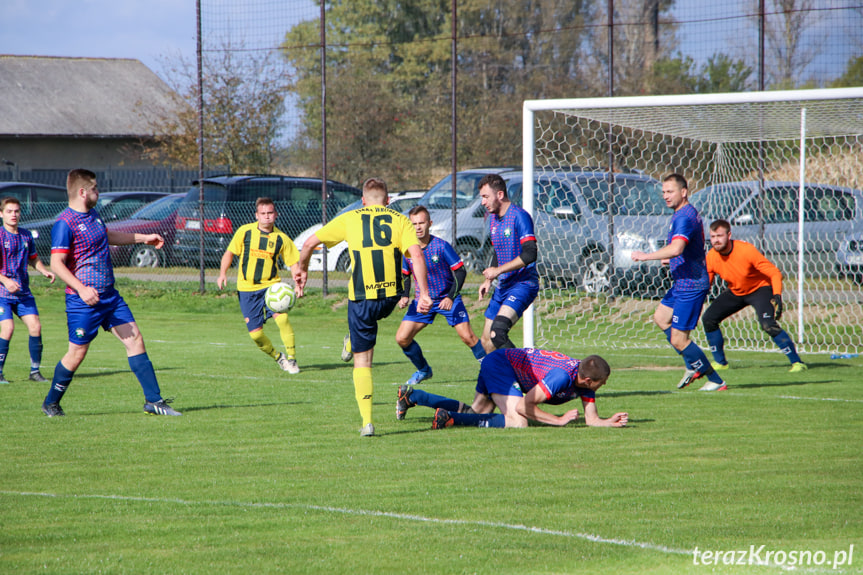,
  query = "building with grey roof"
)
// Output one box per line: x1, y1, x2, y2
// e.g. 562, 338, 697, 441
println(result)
0, 55, 187, 173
